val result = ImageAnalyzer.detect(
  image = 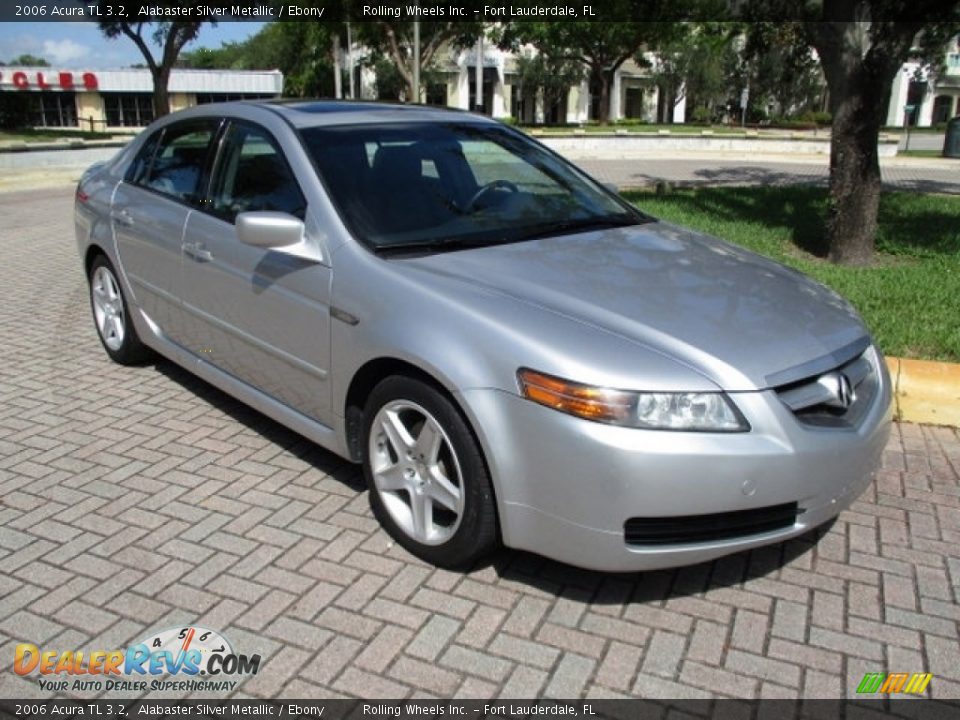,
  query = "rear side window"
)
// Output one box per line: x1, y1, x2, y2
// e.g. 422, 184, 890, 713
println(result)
208, 122, 306, 223
126, 131, 161, 186
133, 121, 219, 203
